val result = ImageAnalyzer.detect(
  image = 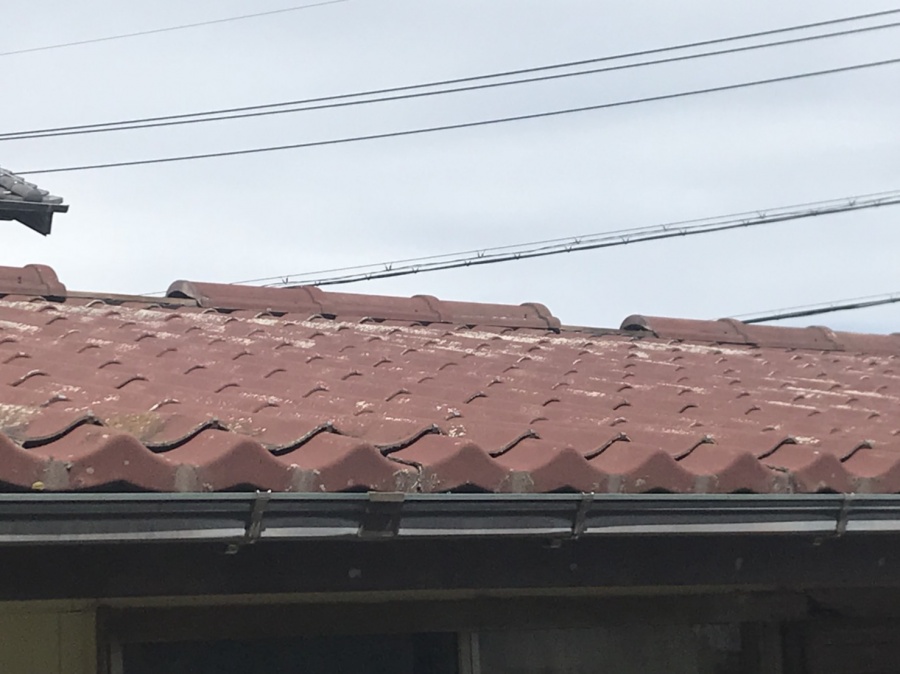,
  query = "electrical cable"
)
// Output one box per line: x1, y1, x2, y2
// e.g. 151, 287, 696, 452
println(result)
237, 188, 900, 285
732, 292, 900, 324
0, 0, 348, 58
3, 7, 899, 140
18, 55, 900, 176
4, 18, 900, 142
237, 190, 900, 288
